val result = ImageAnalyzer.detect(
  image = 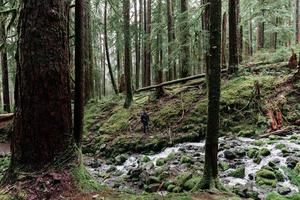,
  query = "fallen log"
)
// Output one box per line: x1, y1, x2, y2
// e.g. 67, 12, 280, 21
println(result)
0, 113, 14, 122
135, 69, 227, 93
258, 128, 294, 138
